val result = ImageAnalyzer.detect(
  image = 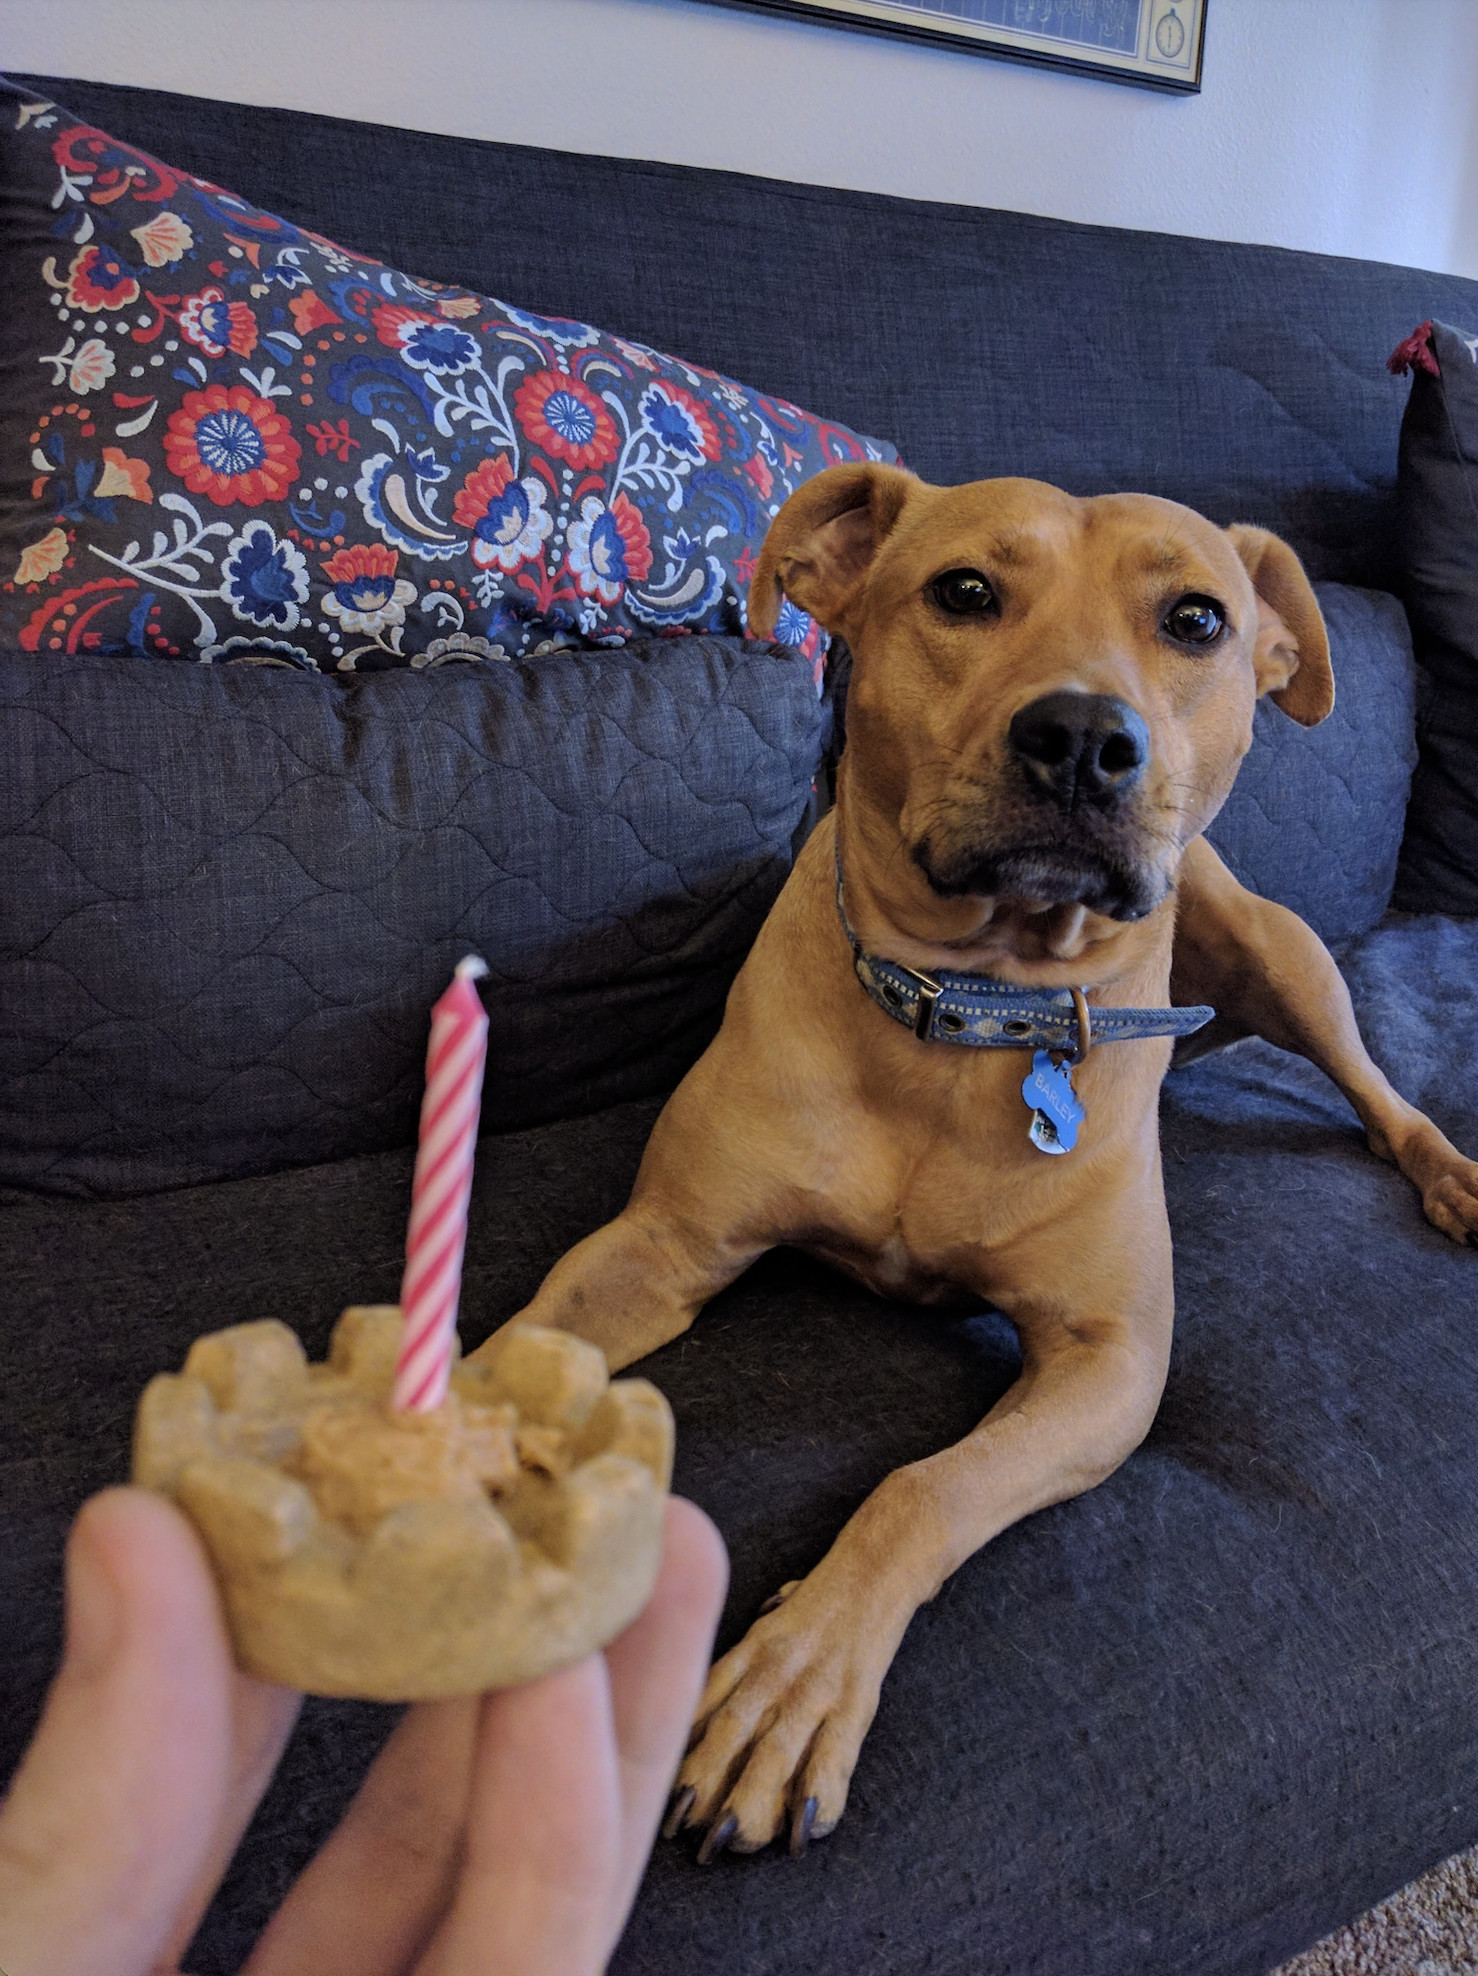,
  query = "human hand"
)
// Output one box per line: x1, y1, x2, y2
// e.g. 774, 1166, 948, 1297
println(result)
0, 1486, 726, 1976
246, 1489, 726, 1976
